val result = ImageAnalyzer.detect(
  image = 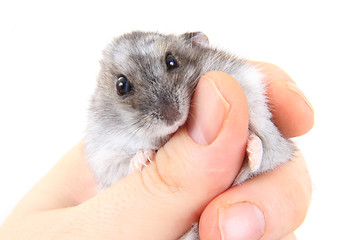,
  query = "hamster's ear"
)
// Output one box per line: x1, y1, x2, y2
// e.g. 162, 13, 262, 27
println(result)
181, 32, 209, 46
